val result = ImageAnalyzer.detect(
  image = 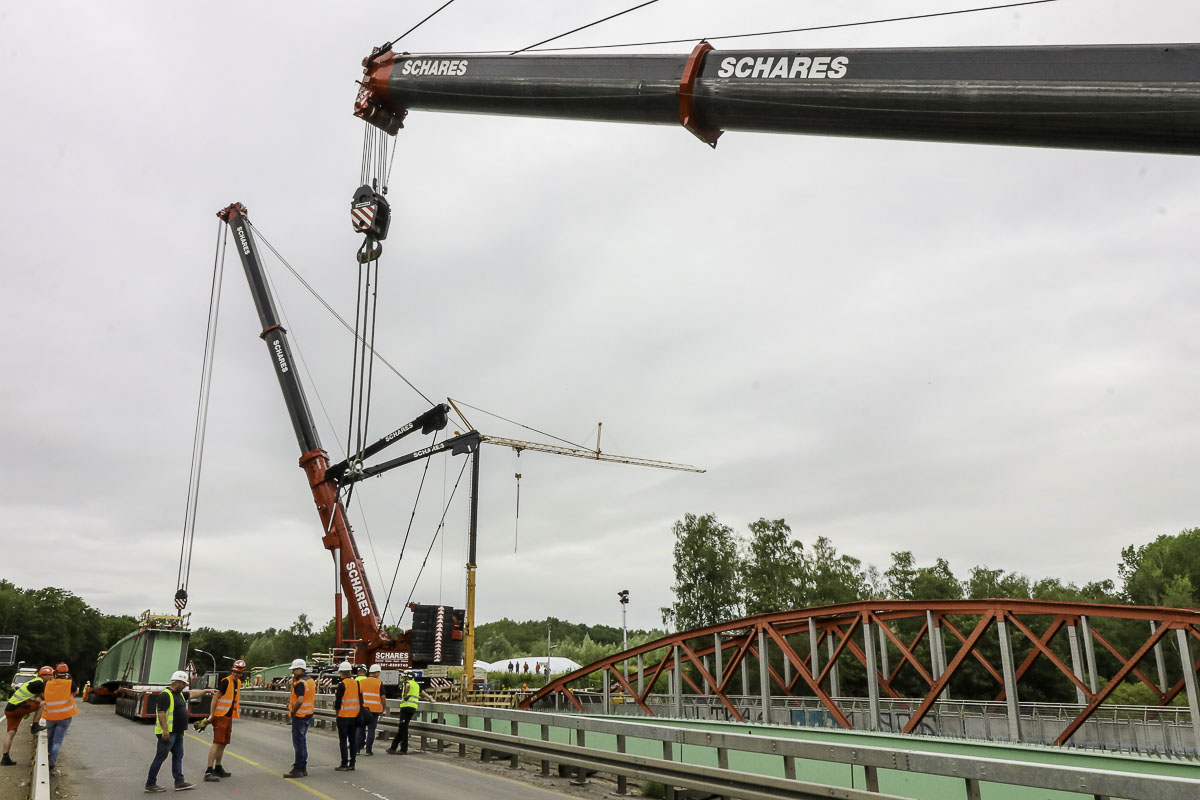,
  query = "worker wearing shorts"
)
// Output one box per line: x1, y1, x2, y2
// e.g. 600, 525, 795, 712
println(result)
3, 667, 50, 766
203, 659, 245, 782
